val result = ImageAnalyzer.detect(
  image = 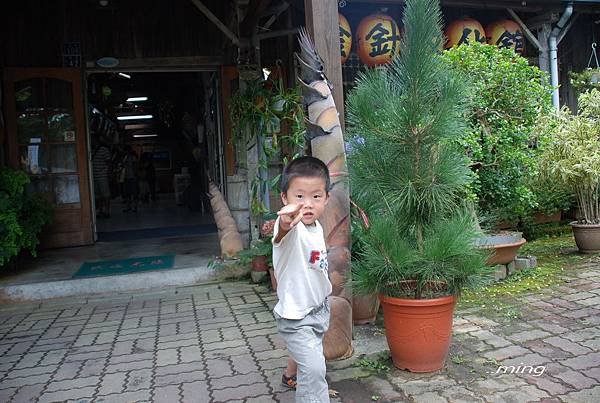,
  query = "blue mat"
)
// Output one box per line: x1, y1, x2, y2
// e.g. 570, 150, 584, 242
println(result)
73, 255, 175, 278
97, 223, 217, 242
